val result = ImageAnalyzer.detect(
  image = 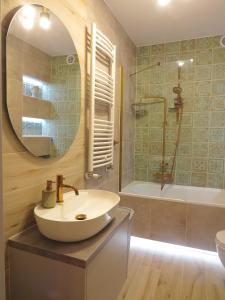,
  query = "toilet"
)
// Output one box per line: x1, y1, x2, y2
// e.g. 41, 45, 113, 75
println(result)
215, 230, 225, 267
